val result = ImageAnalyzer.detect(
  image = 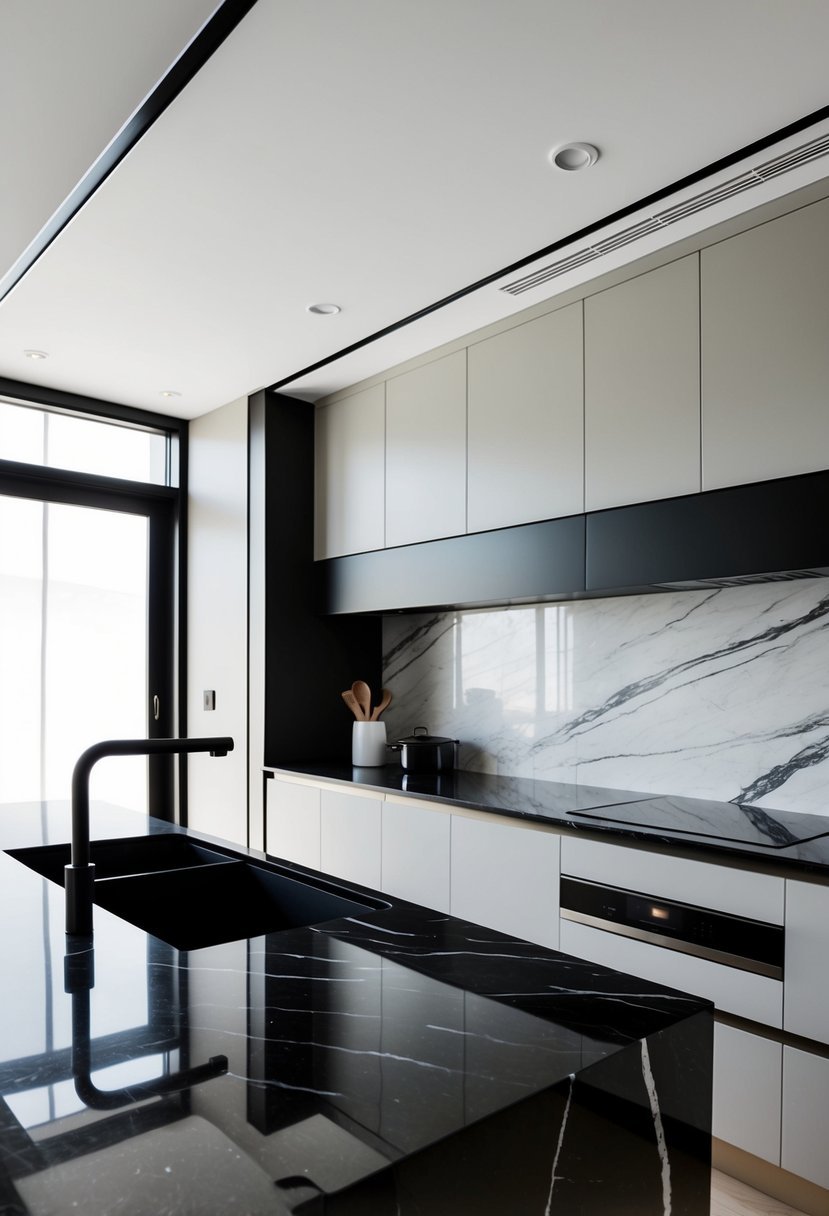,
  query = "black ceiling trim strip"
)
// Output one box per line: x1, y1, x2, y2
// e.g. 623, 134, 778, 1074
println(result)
270, 102, 829, 392
0, 375, 186, 434
0, 0, 258, 306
